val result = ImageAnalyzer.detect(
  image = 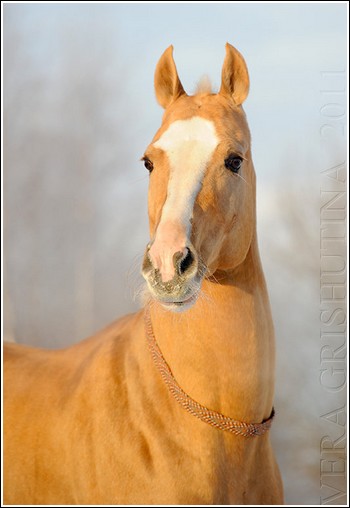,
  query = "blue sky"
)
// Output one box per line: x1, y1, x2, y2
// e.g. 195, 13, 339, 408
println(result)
4, 2, 347, 182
